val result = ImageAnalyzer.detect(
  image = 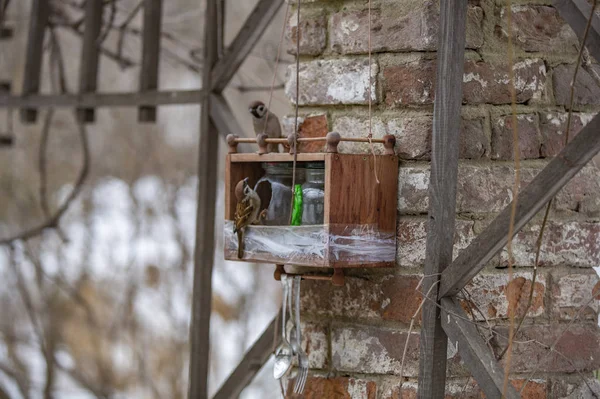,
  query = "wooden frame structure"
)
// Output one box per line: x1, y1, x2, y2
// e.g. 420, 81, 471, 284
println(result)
1, 0, 598, 398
